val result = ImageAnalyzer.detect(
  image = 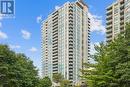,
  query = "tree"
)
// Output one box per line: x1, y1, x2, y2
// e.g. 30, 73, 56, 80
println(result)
81, 24, 130, 87
53, 73, 71, 87
60, 80, 70, 87
0, 45, 39, 87
53, 73, 63, 83
38, 77, 52, 87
